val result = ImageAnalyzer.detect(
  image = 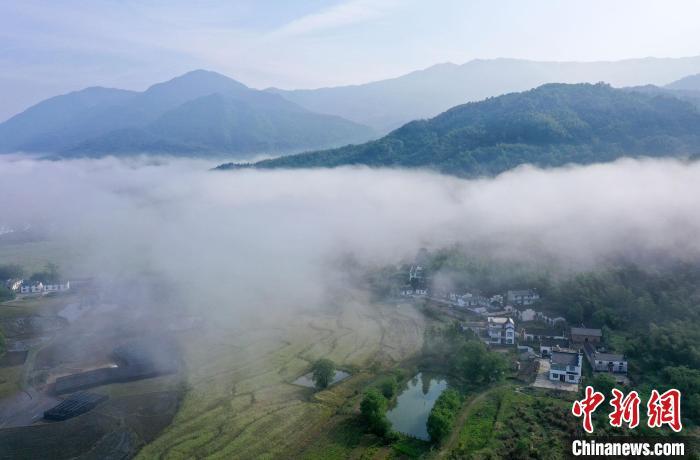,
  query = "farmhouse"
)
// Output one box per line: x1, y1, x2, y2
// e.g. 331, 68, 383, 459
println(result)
521, 325, 566, 342
19, 280, 70, 295
507, 289, 540, 306
570, 327, 602, 344
487, 316, 516, 345
539, 337, 571, 357
453, 292, 489, 308
583, 342, 628, 374
20, 281, 44, 294
549, 350, 582, 384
